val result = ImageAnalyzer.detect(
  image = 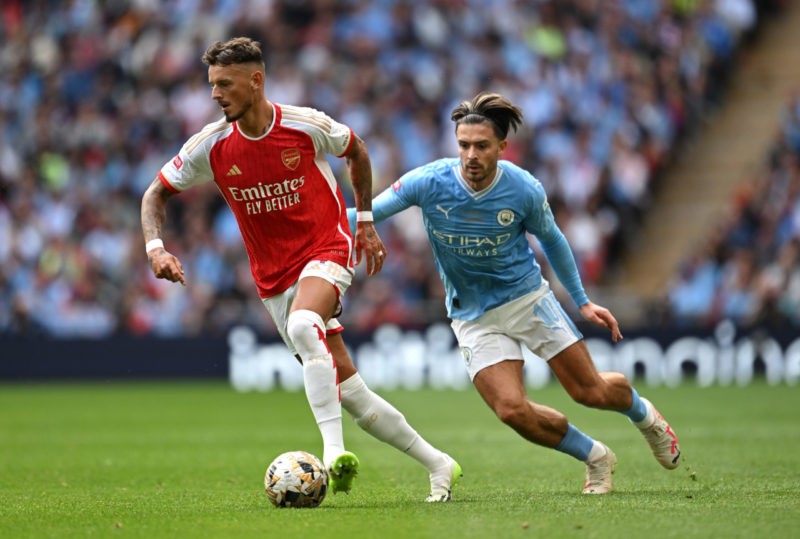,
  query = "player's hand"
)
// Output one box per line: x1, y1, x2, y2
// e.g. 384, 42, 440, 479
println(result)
578, 302, 623, 342
148, 248, 186, 286
354, 221, 386, 276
